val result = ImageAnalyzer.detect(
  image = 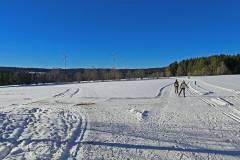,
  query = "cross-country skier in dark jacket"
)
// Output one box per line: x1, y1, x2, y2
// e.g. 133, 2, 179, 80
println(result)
174, 79, 179, 94
178, 80, 188, 97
